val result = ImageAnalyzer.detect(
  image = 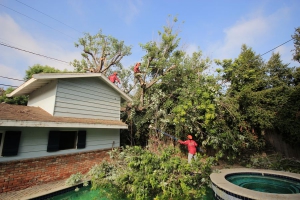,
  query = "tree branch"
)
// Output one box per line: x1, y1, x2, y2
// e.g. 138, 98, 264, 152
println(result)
84, 49, 98, 69
145, 65, 176, 89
